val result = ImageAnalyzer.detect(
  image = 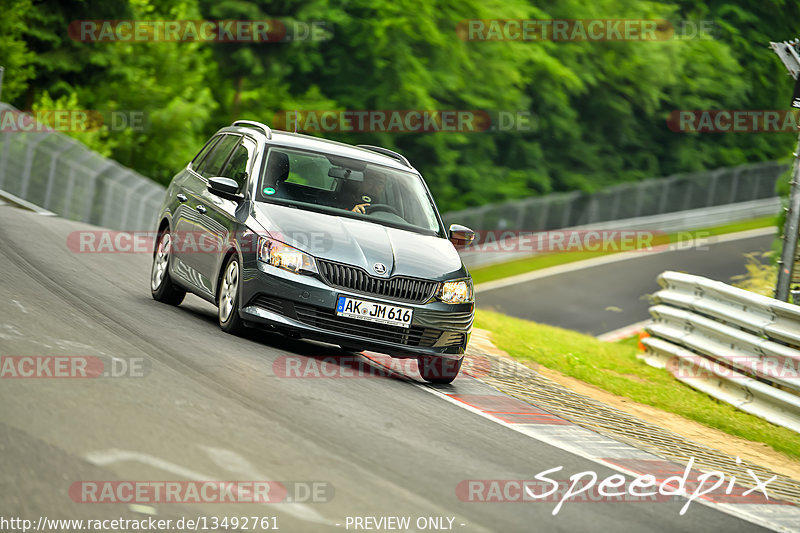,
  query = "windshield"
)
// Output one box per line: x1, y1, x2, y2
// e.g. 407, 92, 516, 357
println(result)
256, 147, 442, 235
